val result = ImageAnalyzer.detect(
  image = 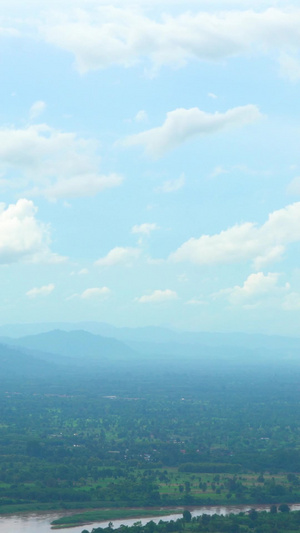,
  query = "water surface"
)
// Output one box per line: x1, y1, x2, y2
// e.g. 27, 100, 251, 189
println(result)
1, 504, 300, 533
